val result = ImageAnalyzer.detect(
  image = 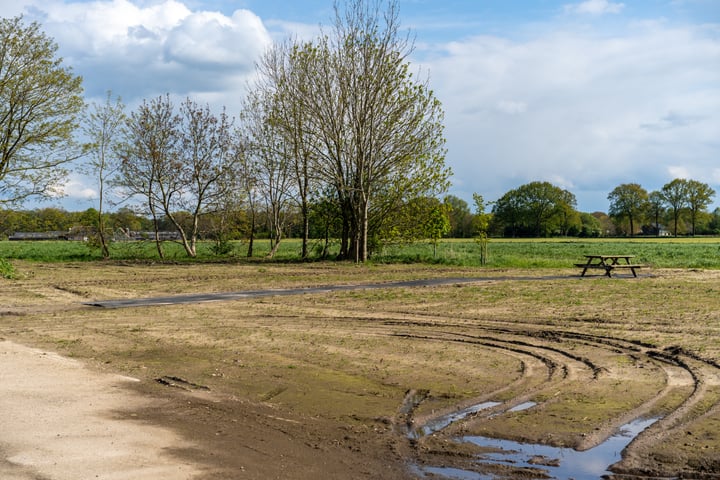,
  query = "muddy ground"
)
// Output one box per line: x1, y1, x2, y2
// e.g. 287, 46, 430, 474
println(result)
1, 262, 719, 479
